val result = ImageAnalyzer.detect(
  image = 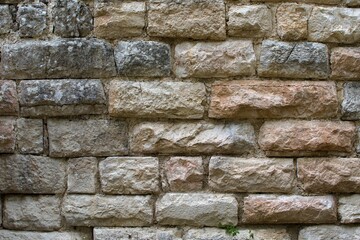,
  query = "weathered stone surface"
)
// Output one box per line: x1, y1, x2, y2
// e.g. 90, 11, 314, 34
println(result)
0, 118, 15, 153
228, 5, 272, 38
299, 226, 360, 240
109, 81, 205, 119
4, 195, 61, 231
209, 81, 338, 119
0, 230, 91, 240
99, 157, 159, 194
252, 0, 341, 3
0, 5, 12, 35
209, 157, 294, 193
331, 47, 360, 80
277, 3, 311, 40
148, 0, 226, 40
48, 119, 128, 157
68, 157, 97, 194
163, 157, 203, 192
156, 193, 238, 227
130, 121, 255, 155
115, 41, 171, 77
94, 228, 182, 240
0, 154, 66, 194
63, 195, 153, 226
243, 195, 337, 224
0, 80, 18, 115
175, 40, 256, 78
298, 158, 360, 193
259, 40, 329, 79
52, 0, 93, 37
339, 195, 360, 223
16, 118, 43, 154
17, 3, 47, 37
346, 0, 360, 6
259, 120, 356, 156
94, 1, 145, 39
309, 7, 360, 43
342, 82, 360, 120
19, 79, 106, 116
1, 39, 116, 79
